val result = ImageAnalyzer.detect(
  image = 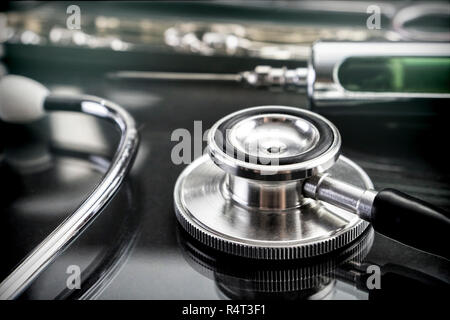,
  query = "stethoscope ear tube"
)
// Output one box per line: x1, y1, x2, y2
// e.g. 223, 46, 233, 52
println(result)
371, 189, 450, 259
0, 94, 139, 299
